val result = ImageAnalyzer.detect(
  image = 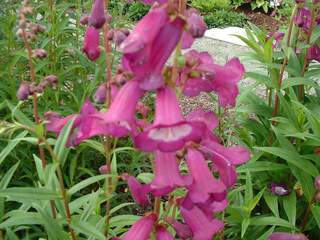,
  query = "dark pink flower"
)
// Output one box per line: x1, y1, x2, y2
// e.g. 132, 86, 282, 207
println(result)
266, 32, 284, 48
121, 214, 157, 240
83, 26, 101, 61
134, 86, 205, 152
187, 109, 218, 131
201, 140, 250, 187
186, 8, 207, 39
315, 176, 320, 189
120, 6, 185, 90
155, 226, 174, 240
99, 164, 109, 174
180, 206, 224, 240
186, 148, 226, 203
268, 233, 309, 240
89, 0, 106, 29
97, 80, 144, 137
151, 151, 191, 190
126, 175, 150, 205
94, 84, 107, 103
210, 58, 245, 107
294, 7, 311, 29
170, 220, 192, 239
307, 44, 320, 62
